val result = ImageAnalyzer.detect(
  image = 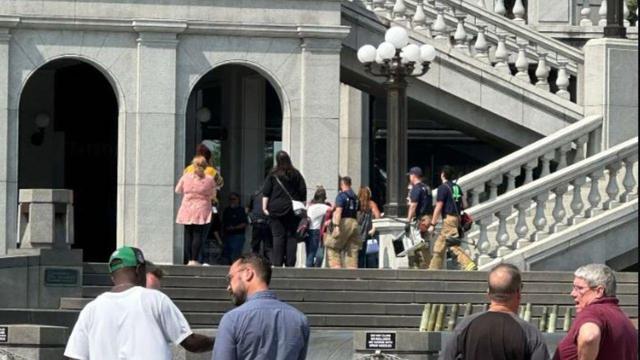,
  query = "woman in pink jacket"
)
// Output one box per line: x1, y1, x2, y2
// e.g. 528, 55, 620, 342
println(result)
176, 156, 215, 266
